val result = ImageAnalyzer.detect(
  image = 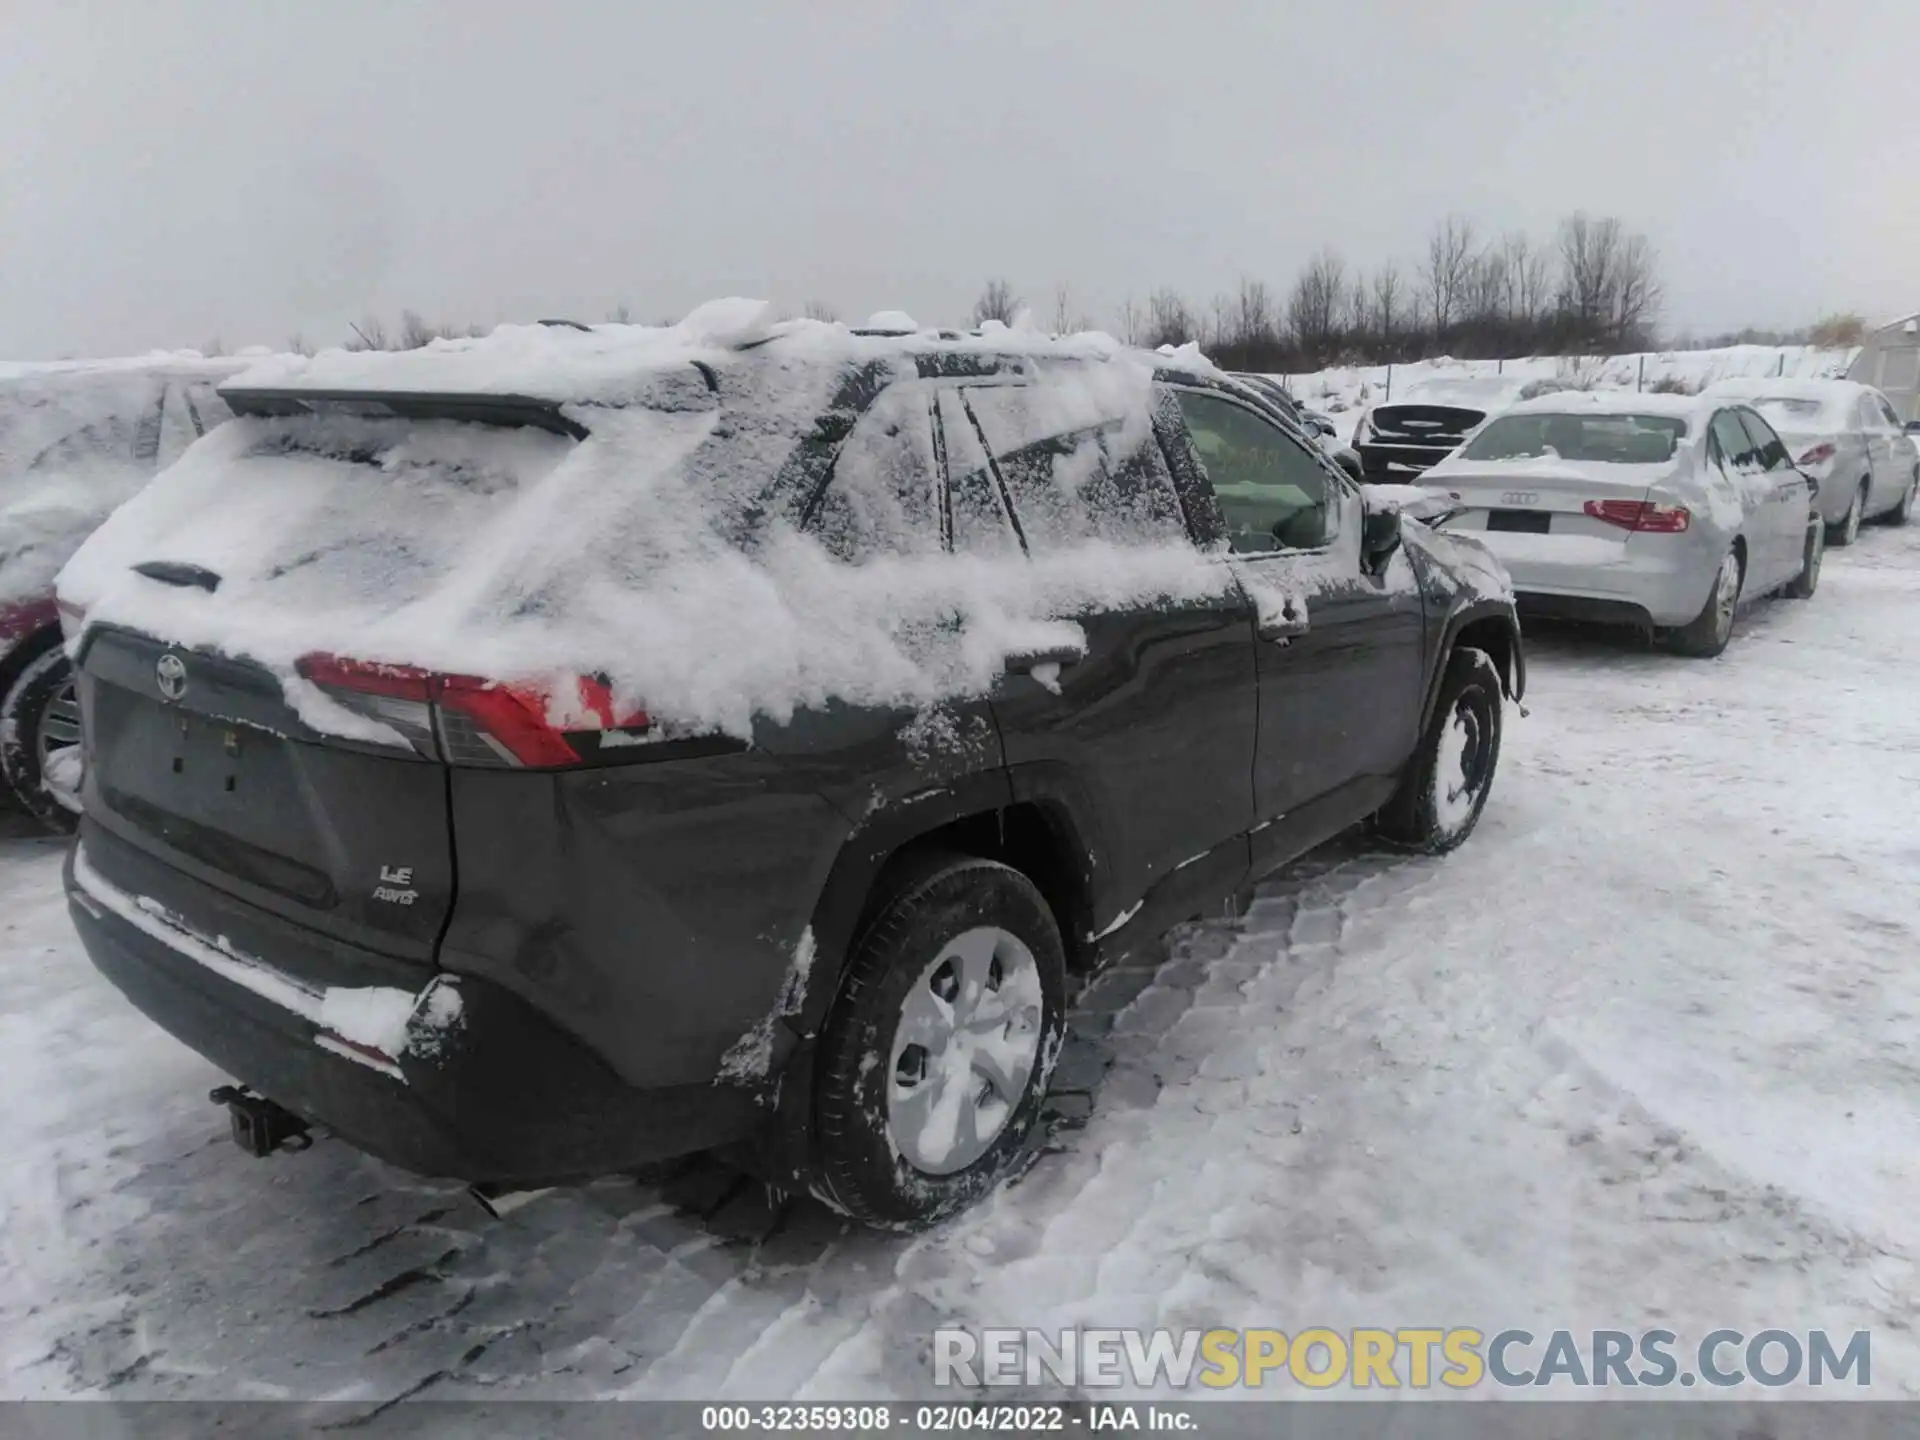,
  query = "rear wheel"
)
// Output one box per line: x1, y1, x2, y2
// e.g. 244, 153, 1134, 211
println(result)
1882, 471, 1917, 527
1375, 647, 1503, 855
1785, 520, 1823, 599
1830, 480, 1868, 546
1, 644, 82, 832
1665, 549, 1742, 657
813, 853, 1067, 1229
